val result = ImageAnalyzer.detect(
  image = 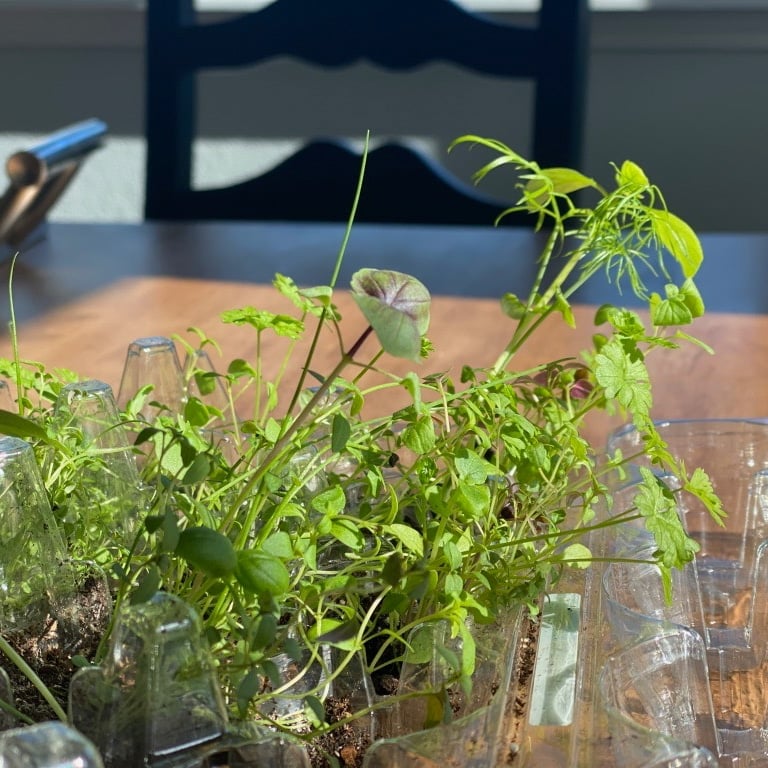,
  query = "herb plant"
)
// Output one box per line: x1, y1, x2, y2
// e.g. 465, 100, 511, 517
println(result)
0, 139, 723, 751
